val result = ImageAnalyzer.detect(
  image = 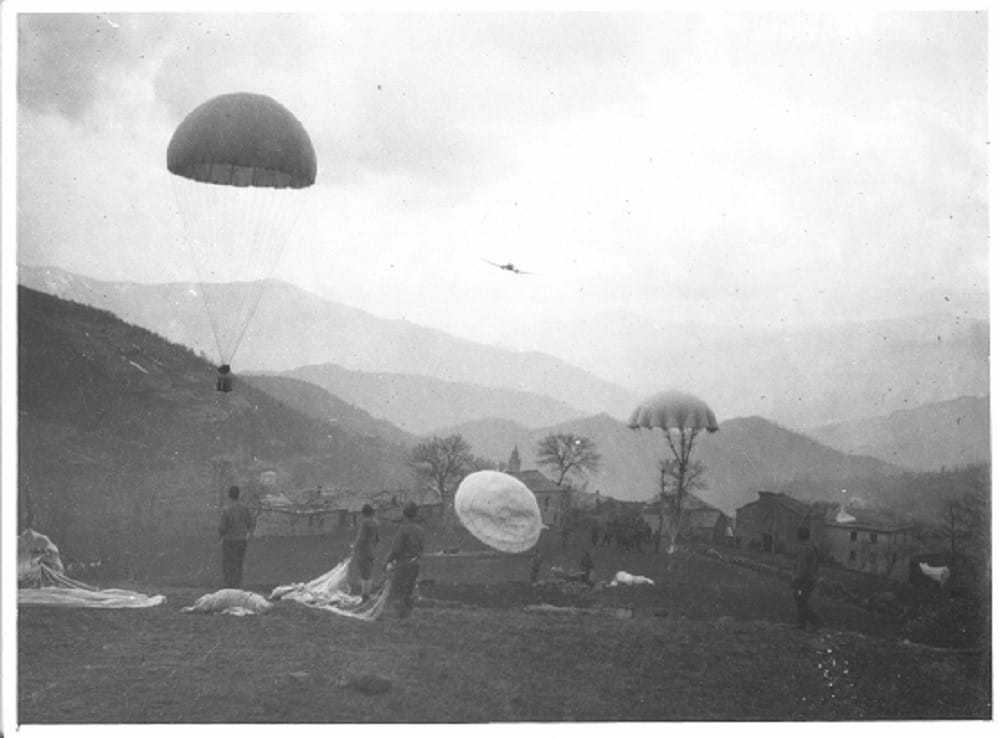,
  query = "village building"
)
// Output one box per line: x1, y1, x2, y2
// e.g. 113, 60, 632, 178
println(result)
508, 469, 571, 527
822, 506, 915, 580
734, 491, 828, 554
642, 493, 732, 545
253, 484, 437, 536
